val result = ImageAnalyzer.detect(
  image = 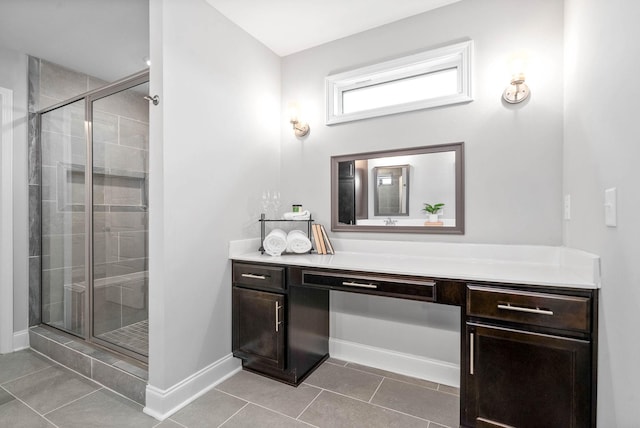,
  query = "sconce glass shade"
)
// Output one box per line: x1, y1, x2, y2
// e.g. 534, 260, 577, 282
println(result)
288, 102, 300, 123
